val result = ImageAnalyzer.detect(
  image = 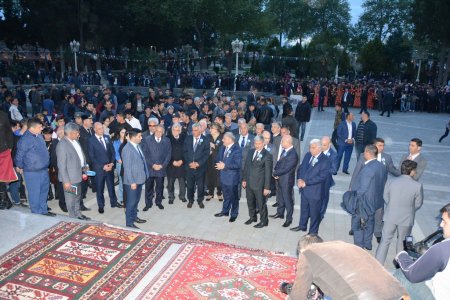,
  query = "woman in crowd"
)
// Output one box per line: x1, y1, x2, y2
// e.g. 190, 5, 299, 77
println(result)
206, 122, 224, 201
